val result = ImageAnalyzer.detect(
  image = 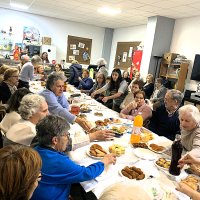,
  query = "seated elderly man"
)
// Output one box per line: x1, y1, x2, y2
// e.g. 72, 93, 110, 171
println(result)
31, 115, 116, 200
179, 104, 200, 156
4, 94, 48, 146
39, 72, 91, 131
148, 89, 183, 140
